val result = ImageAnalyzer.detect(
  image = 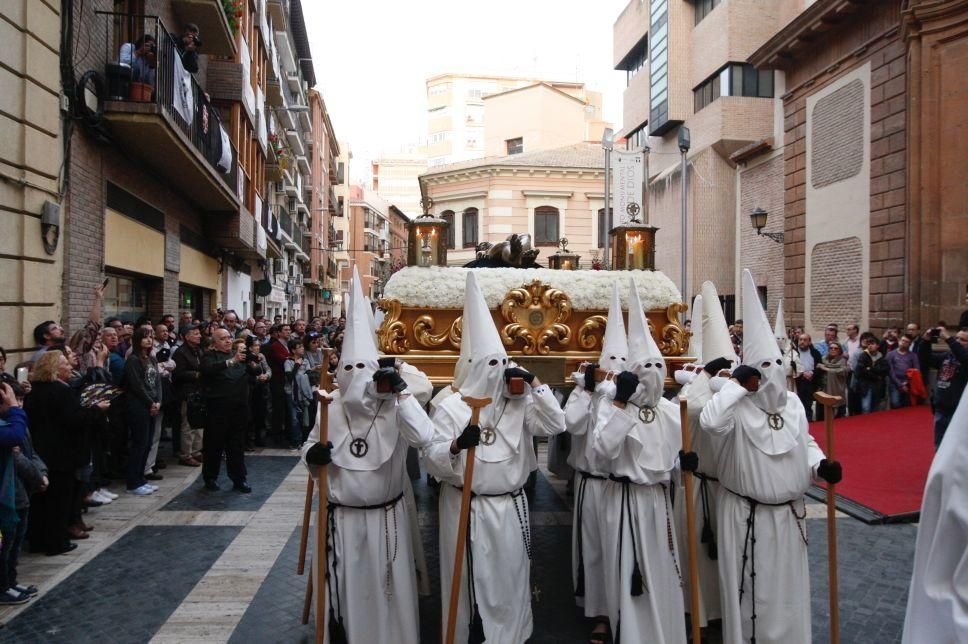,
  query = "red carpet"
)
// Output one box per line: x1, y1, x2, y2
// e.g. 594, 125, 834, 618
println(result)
808, 406, 935, 523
